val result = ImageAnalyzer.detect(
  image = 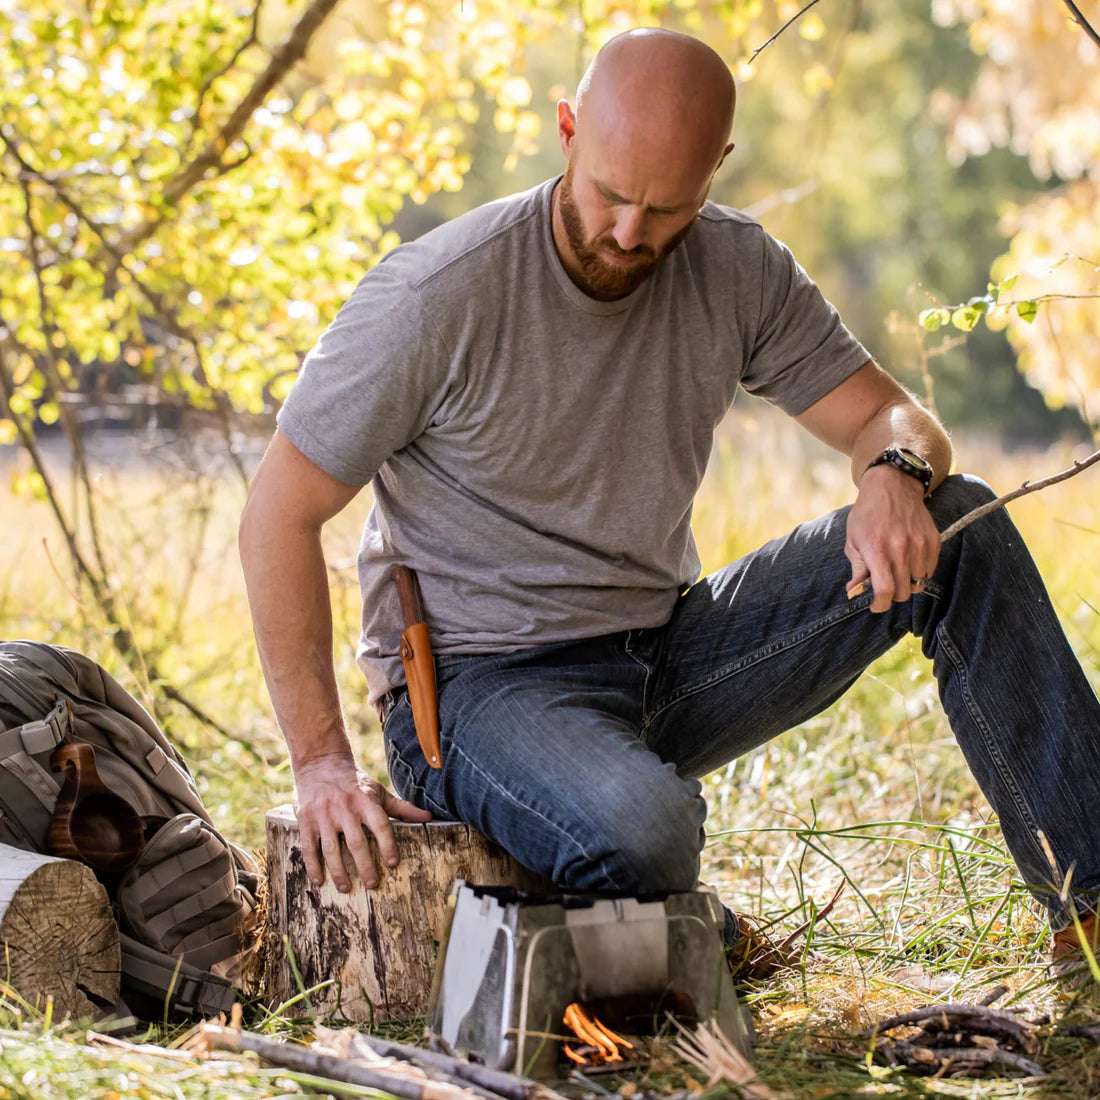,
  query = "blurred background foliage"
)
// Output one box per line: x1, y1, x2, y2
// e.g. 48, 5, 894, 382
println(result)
0, 0, 1097, 453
